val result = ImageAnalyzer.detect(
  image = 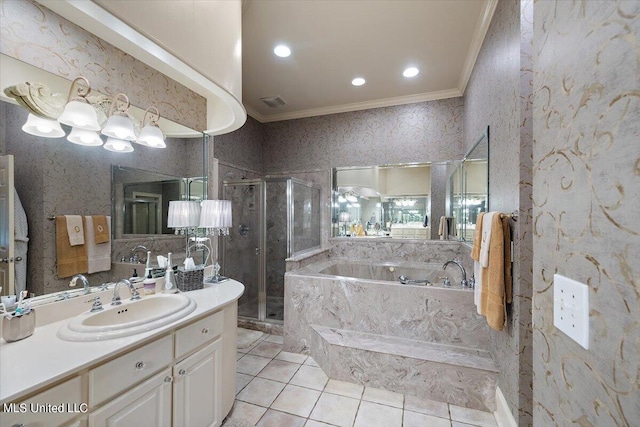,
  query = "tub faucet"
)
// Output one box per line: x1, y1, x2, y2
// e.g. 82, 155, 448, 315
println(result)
112, 279, 141, 305
443, 259, 467, 287
130, 245, 148, 263
70, 274, 91, 295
